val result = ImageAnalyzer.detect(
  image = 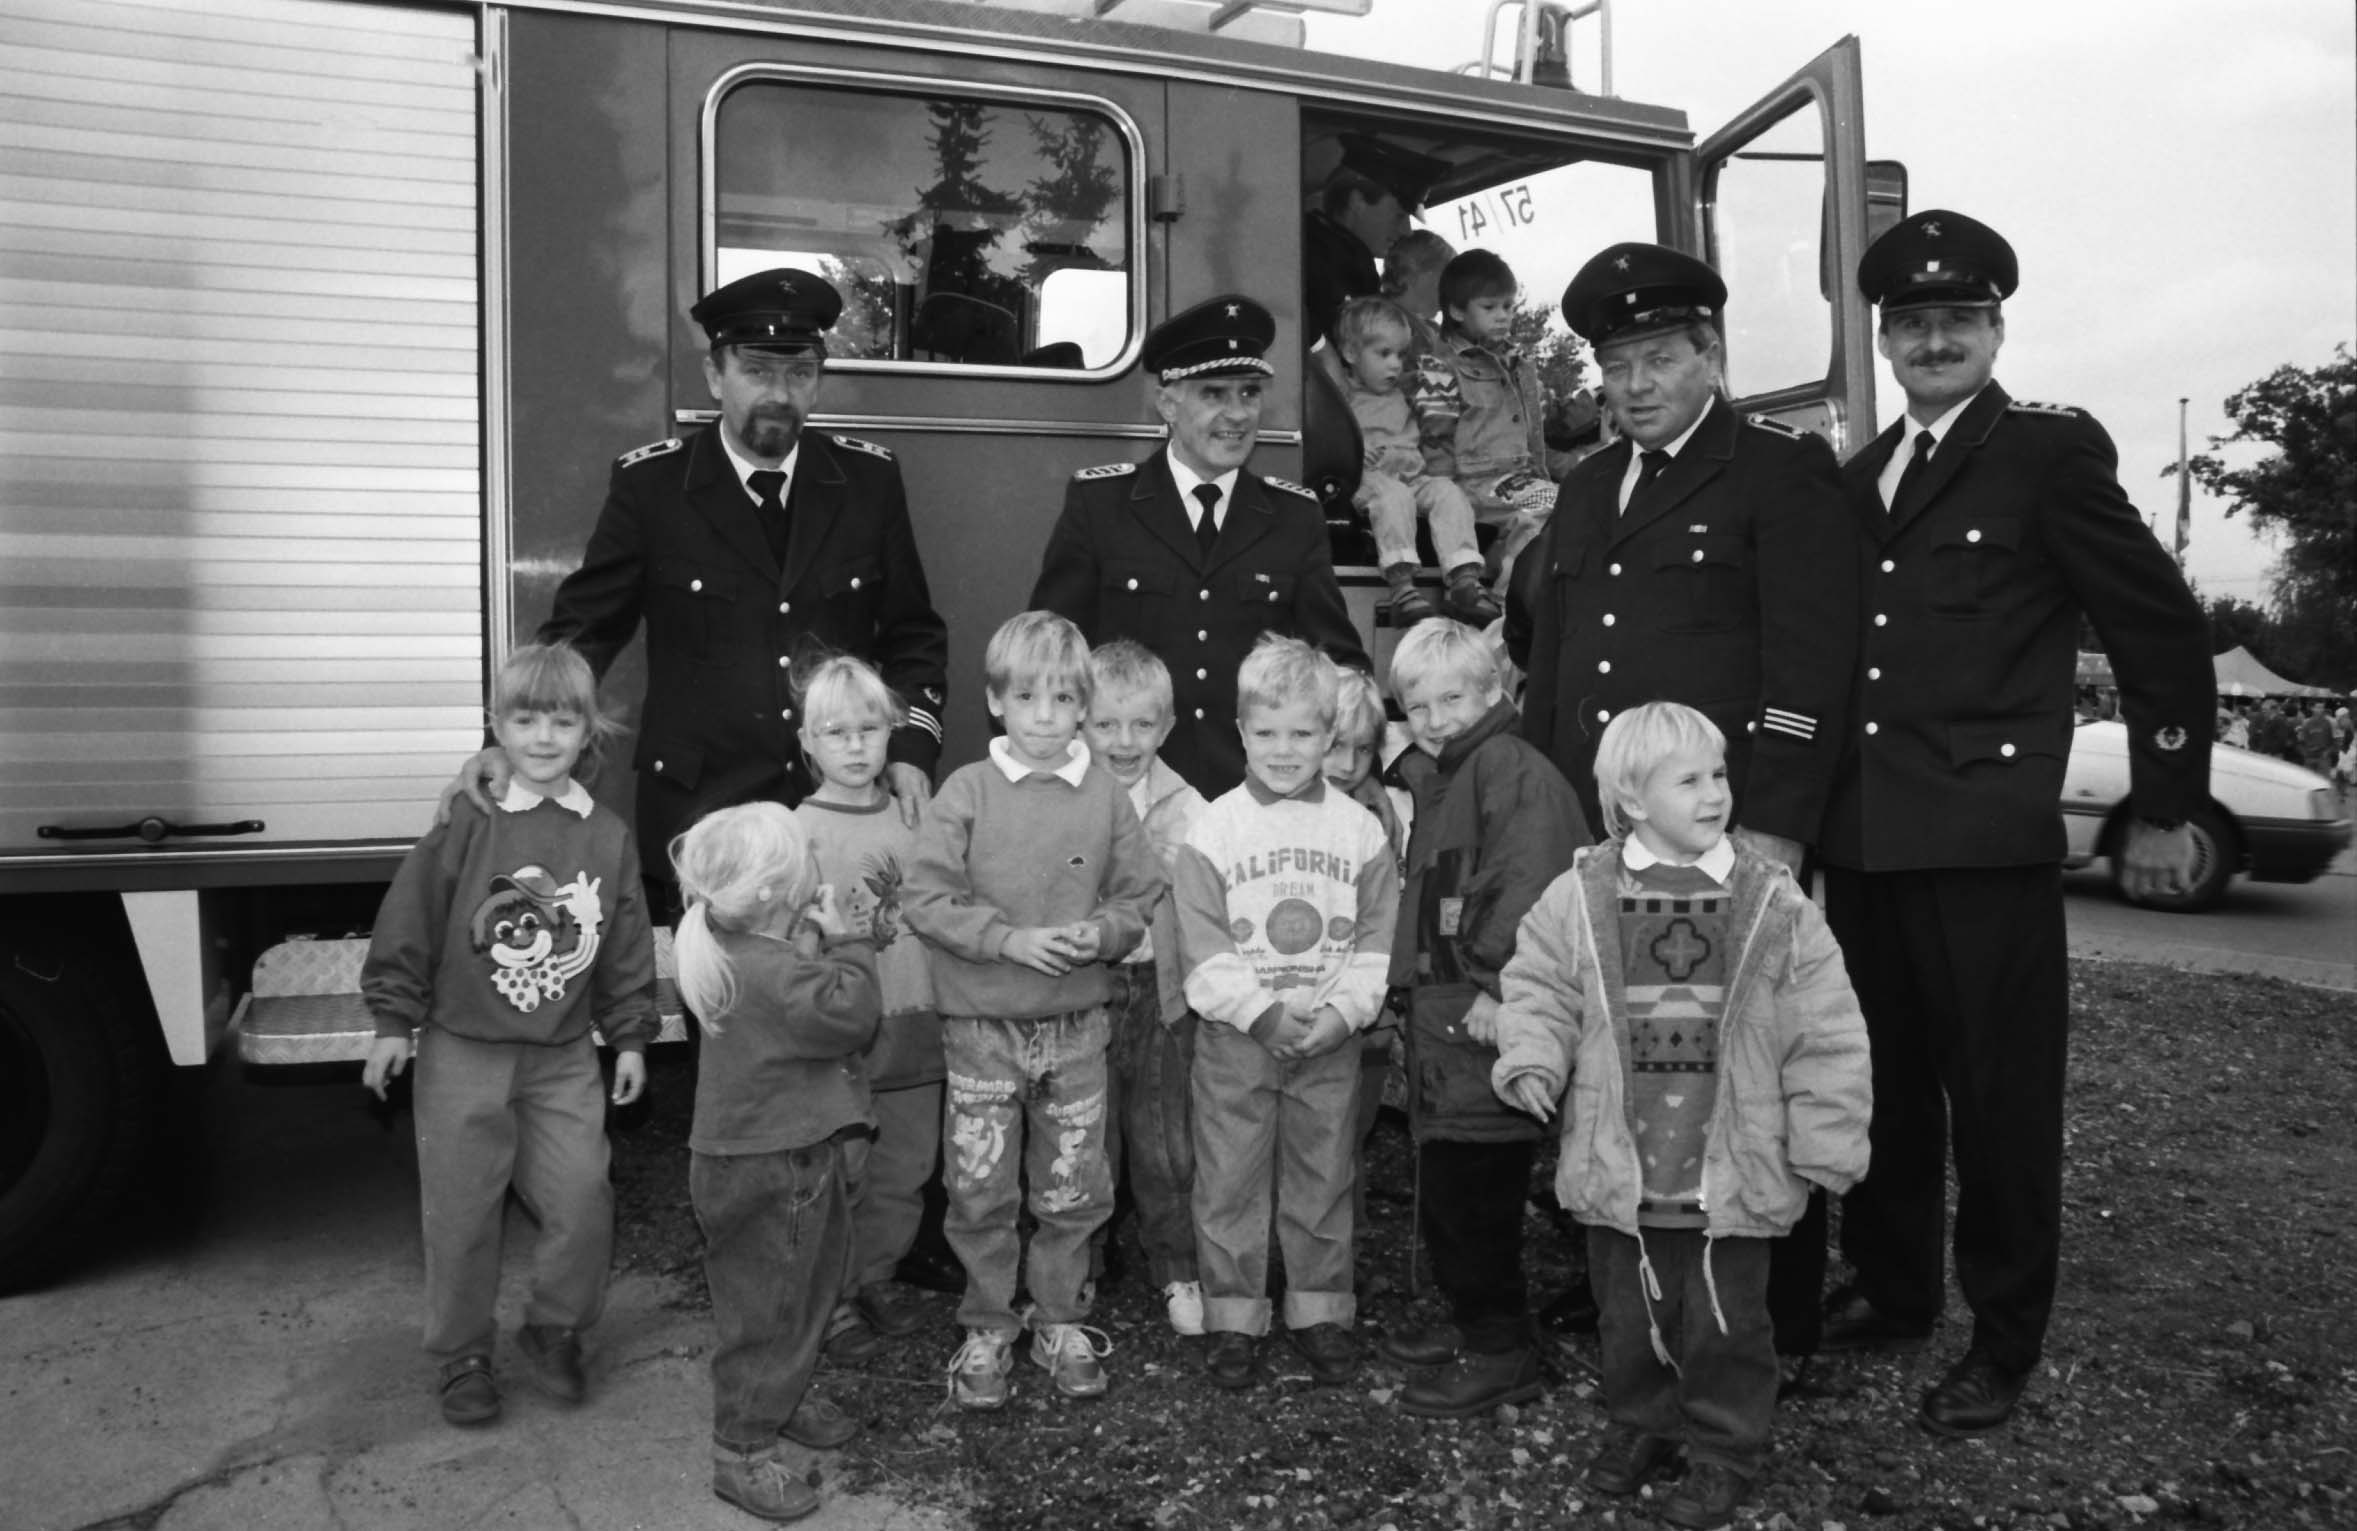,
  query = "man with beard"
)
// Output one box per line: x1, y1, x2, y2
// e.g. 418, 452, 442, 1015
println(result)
1814, 210, 2211, 1436
1030, 295, 1366, 796
452, 268, 949, 893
